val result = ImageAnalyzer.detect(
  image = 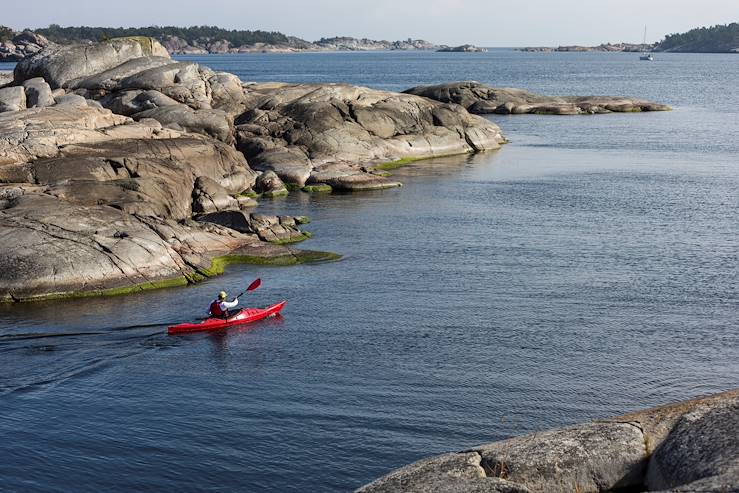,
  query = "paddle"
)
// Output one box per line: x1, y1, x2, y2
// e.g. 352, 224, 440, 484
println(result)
234, 278, 261, 300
